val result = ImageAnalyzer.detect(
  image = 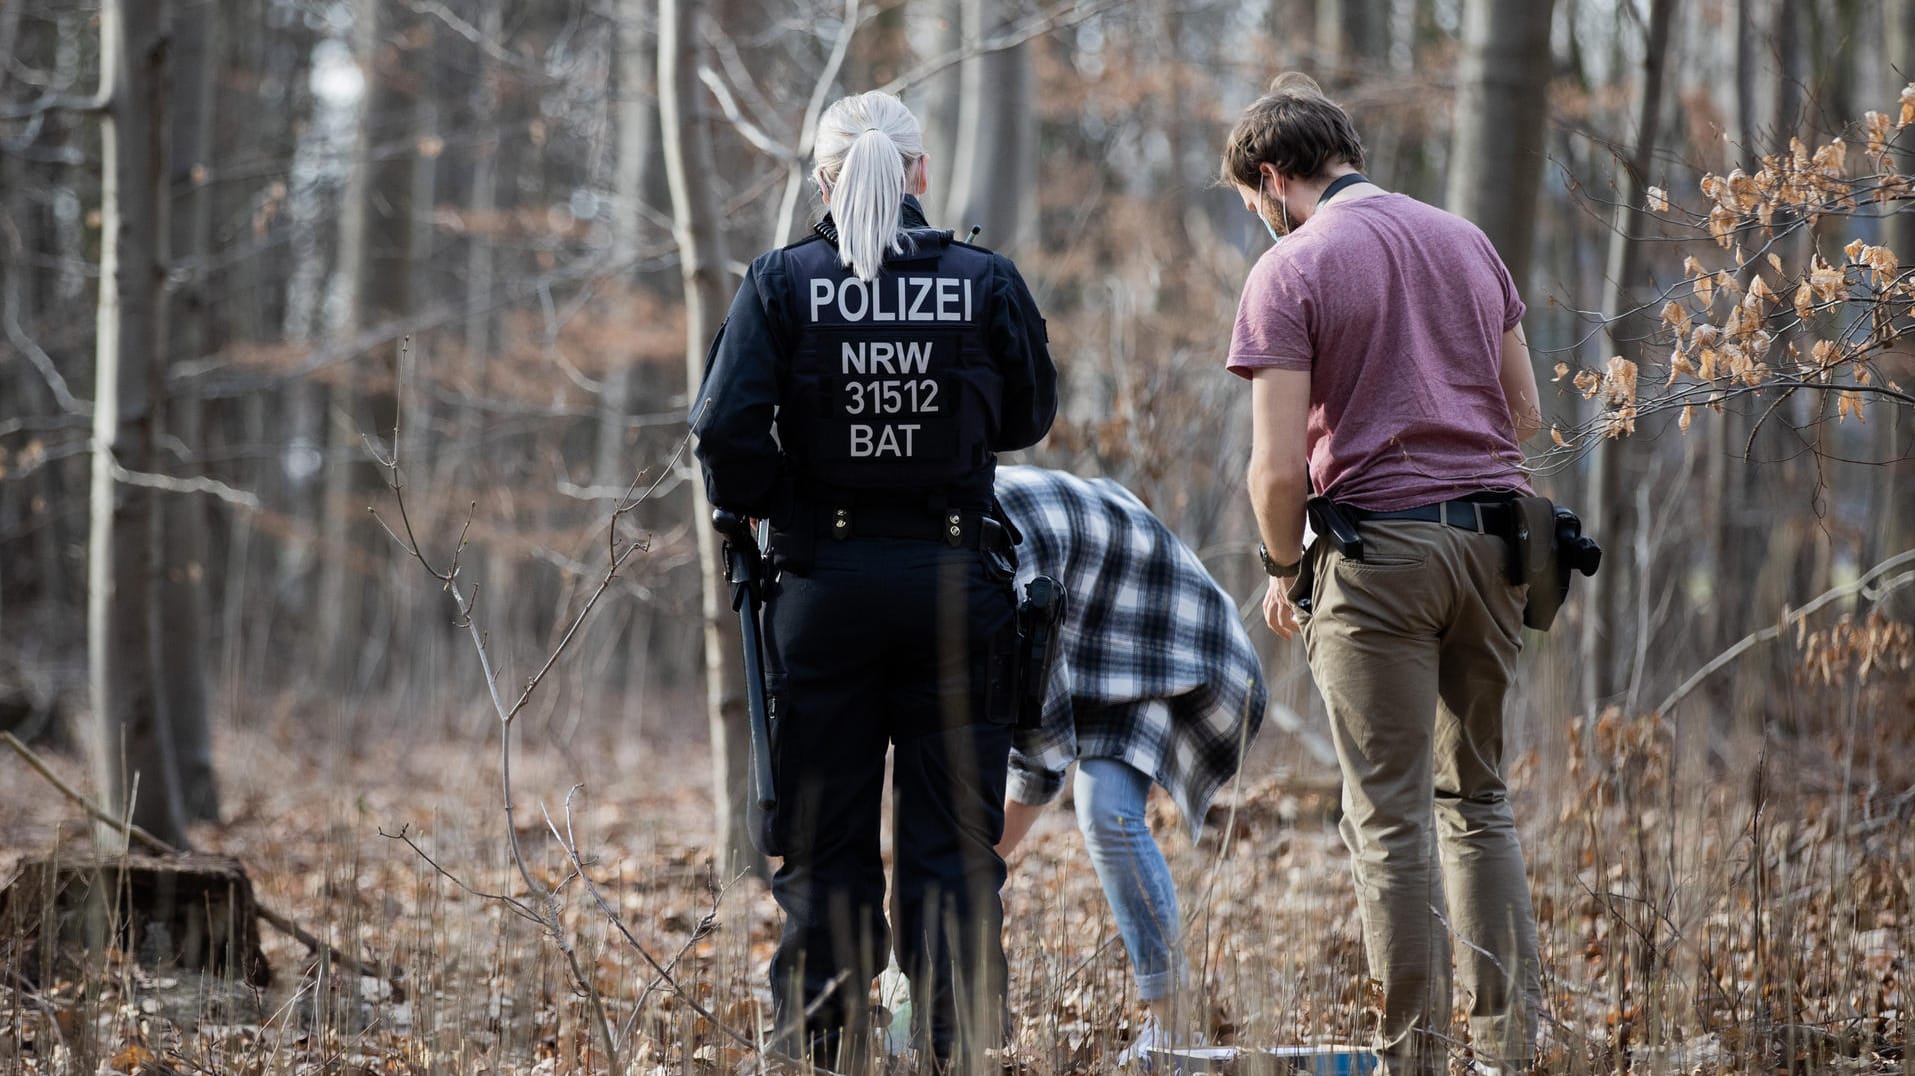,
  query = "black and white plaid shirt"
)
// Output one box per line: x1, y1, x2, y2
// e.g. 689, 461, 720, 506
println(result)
996, 466, 1268, 836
